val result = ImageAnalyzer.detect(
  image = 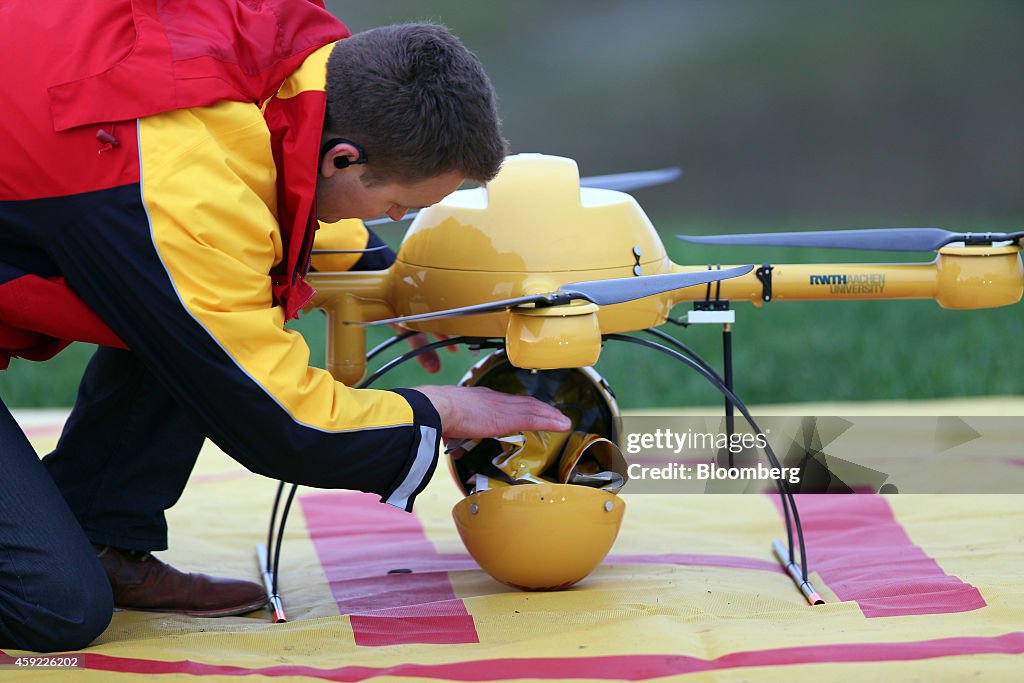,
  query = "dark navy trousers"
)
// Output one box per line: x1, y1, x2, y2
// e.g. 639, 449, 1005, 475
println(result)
2, 347, 206, 652
0, 399, 114, 652
43, 347, 207, 552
